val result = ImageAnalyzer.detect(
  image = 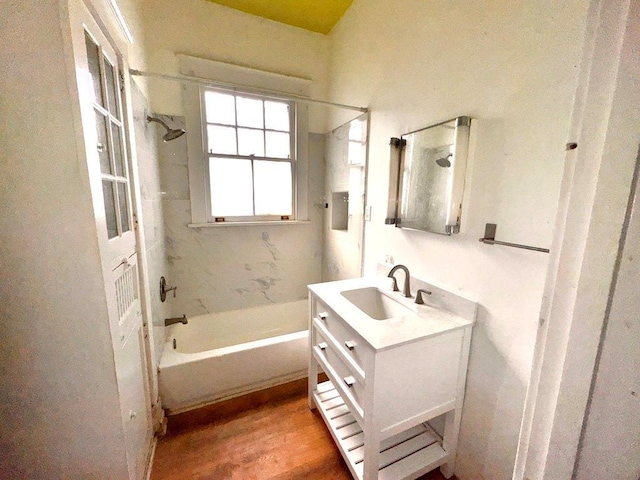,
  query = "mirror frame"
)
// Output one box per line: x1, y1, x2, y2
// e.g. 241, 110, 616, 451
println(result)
393, 116, 471, 235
